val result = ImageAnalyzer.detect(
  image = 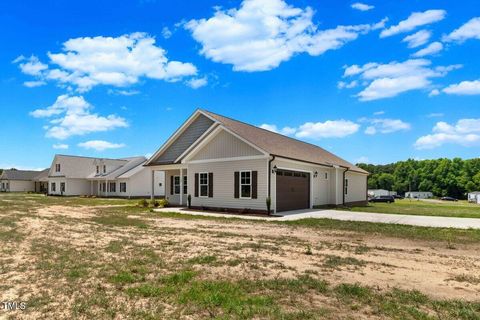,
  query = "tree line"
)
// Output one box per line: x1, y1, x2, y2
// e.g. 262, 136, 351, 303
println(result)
357, 158, 480, 199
